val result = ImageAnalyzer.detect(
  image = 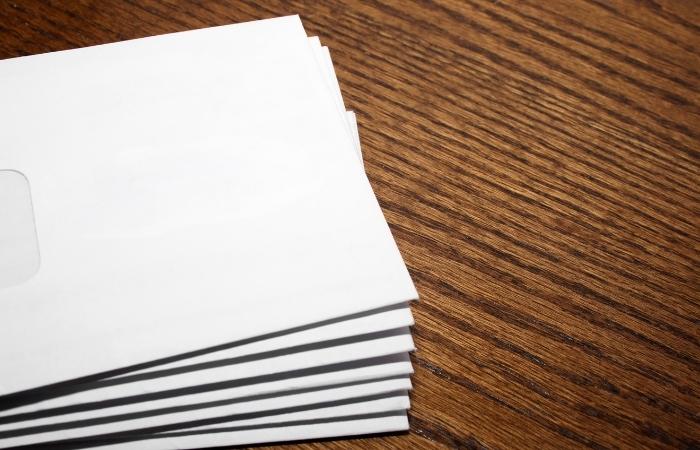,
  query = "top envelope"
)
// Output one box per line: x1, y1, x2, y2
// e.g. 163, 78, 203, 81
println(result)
0, 16, 417, 395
